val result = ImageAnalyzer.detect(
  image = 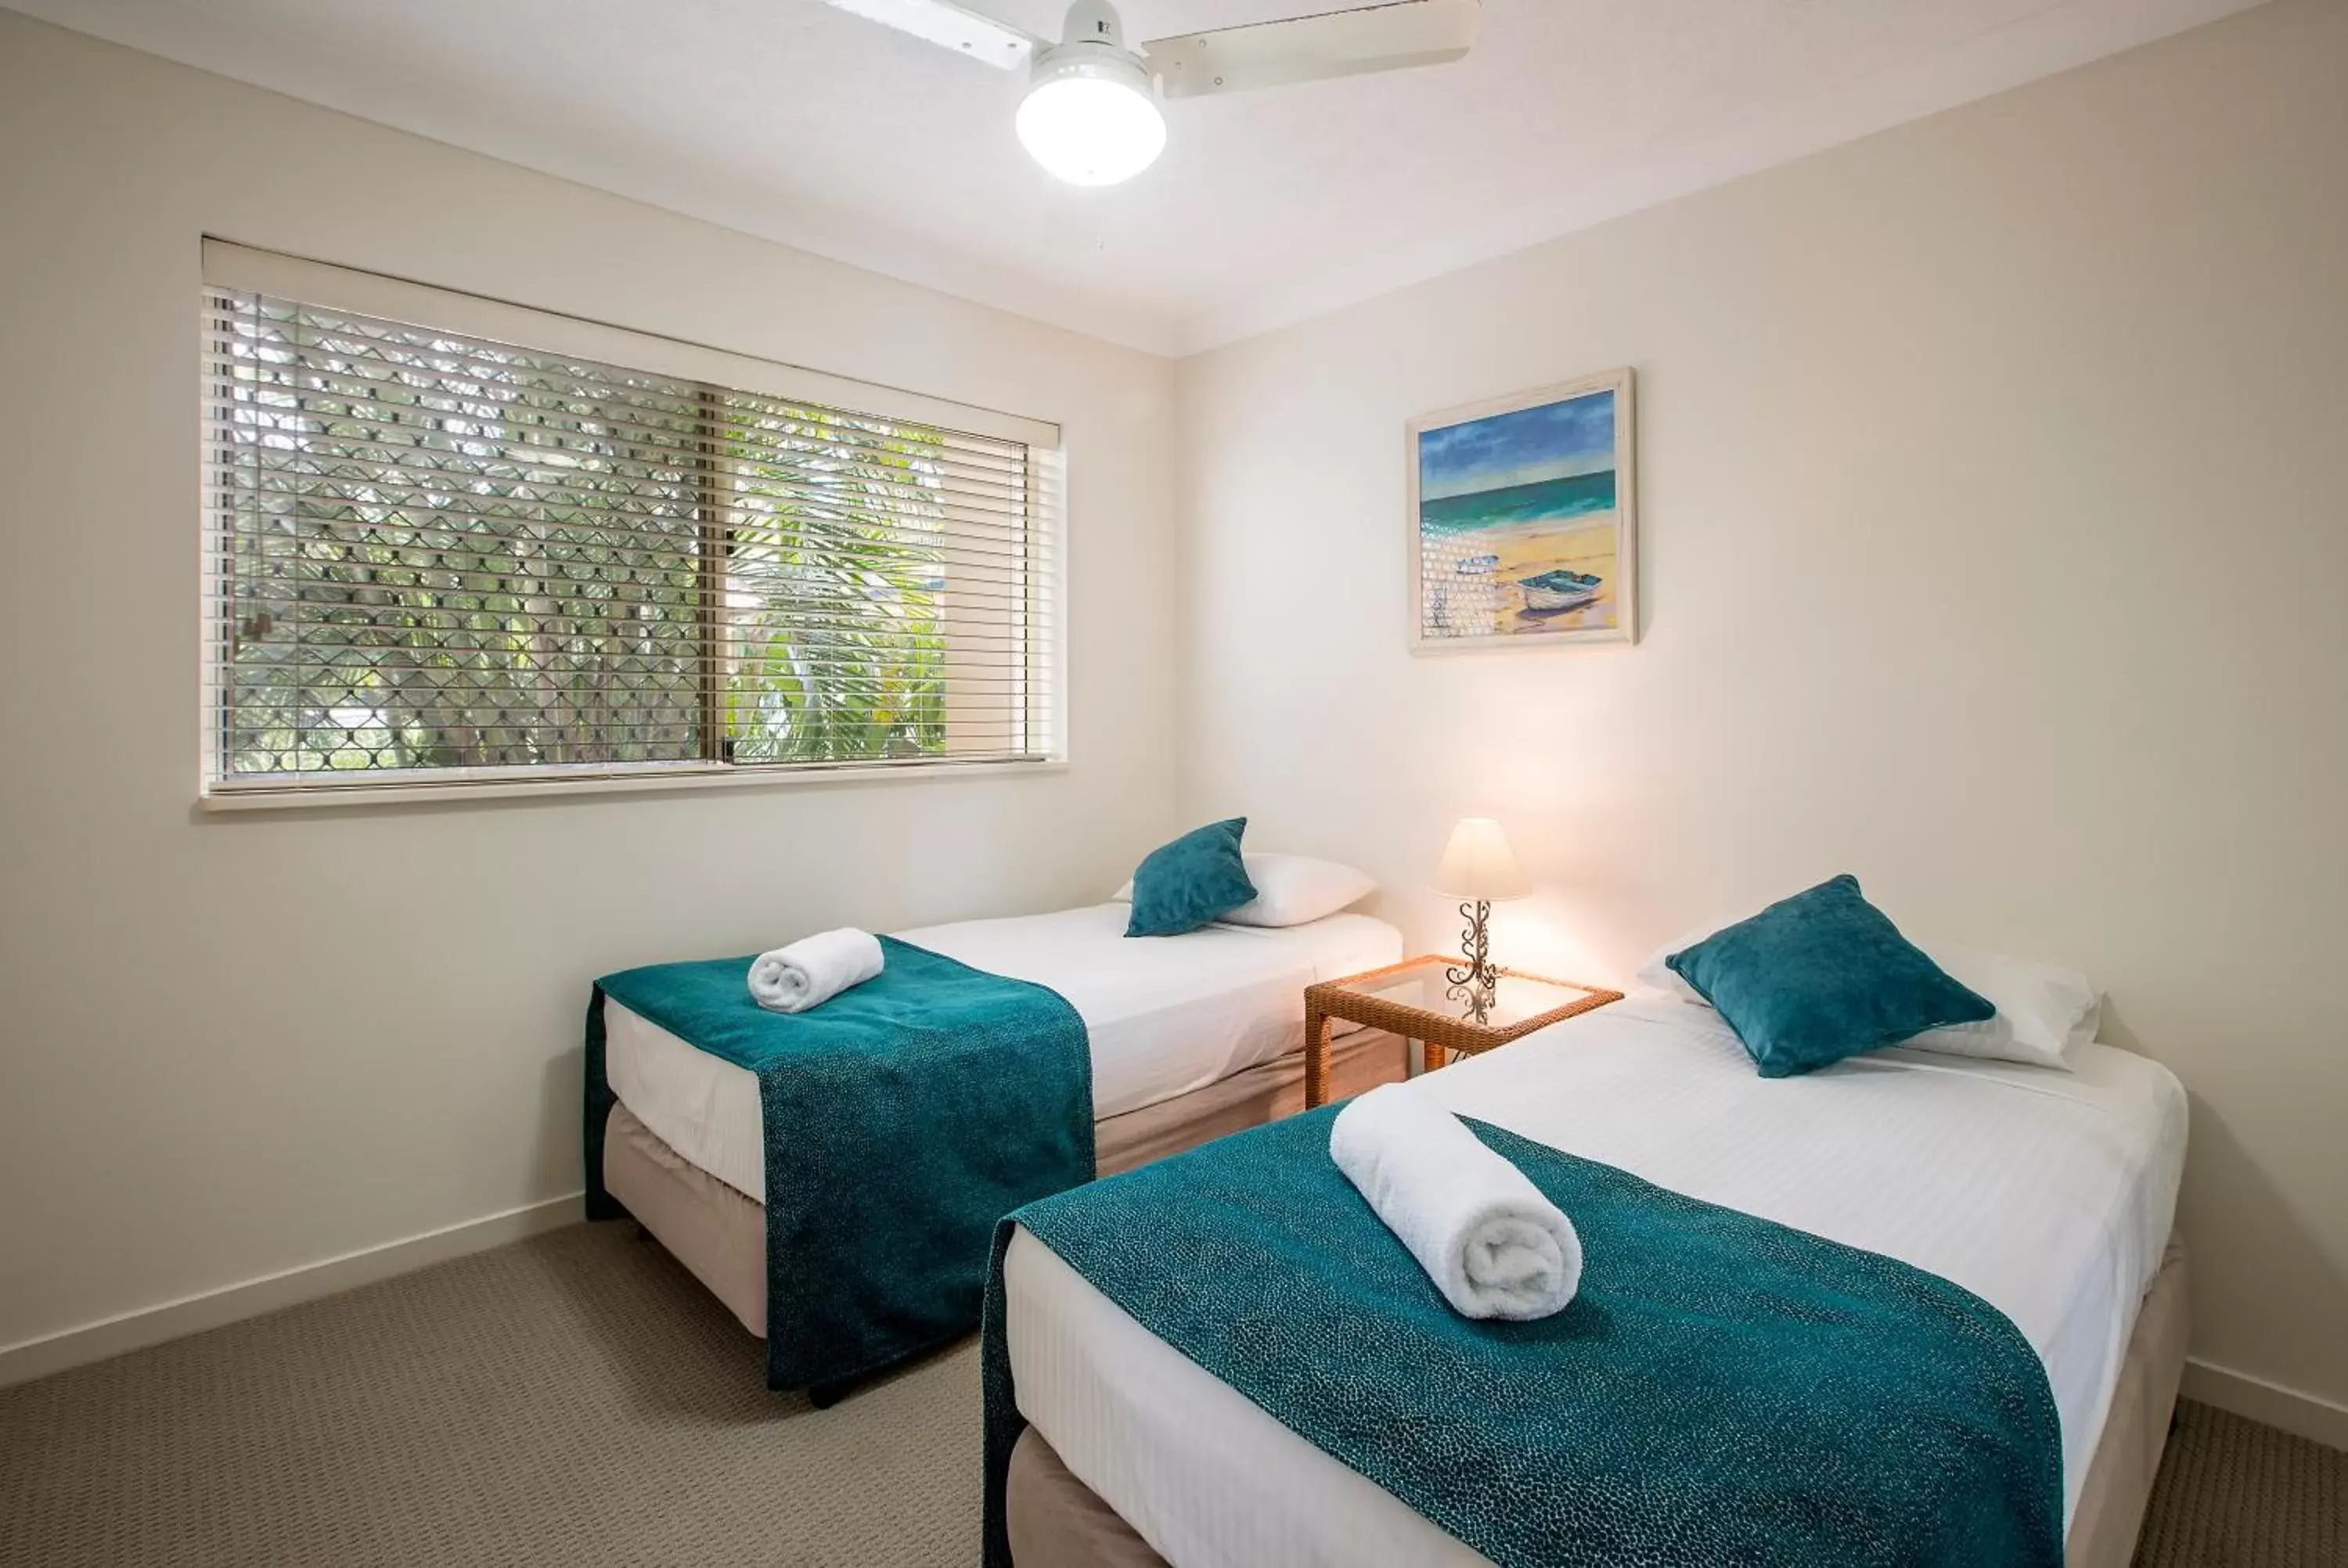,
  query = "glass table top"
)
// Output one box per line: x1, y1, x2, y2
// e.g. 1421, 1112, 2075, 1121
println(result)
1323, 957, 1612, 1032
